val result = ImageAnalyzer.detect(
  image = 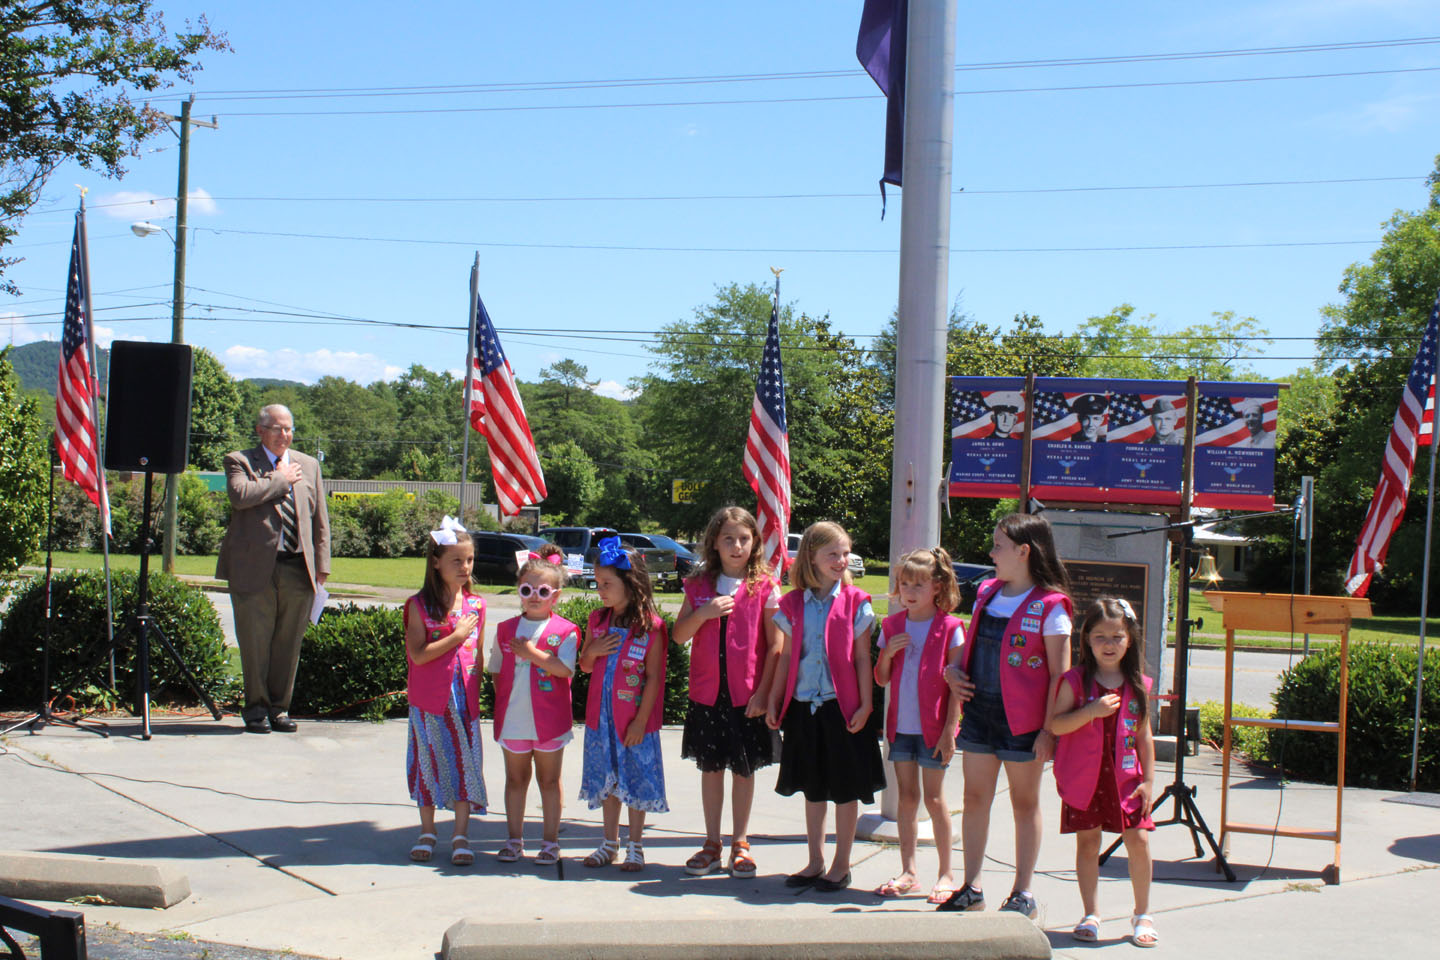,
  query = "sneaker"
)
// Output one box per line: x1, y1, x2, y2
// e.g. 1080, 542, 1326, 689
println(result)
935, 883, 986, 912
999, 890, 1038, 919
